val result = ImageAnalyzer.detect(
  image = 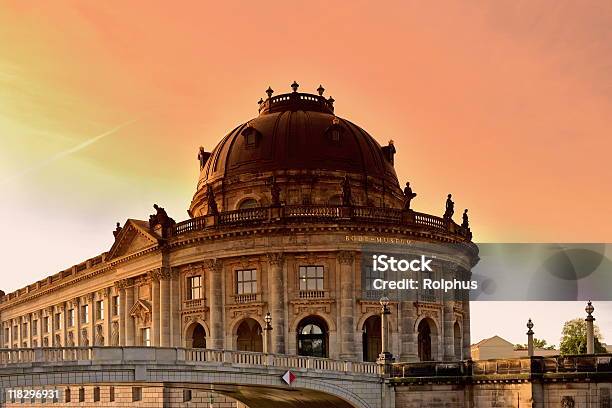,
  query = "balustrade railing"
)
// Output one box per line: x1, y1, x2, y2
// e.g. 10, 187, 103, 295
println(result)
169, 204, 468, 240
299, 290, 326, 299
0, 347, 381, 376
235, 293, 258, 304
